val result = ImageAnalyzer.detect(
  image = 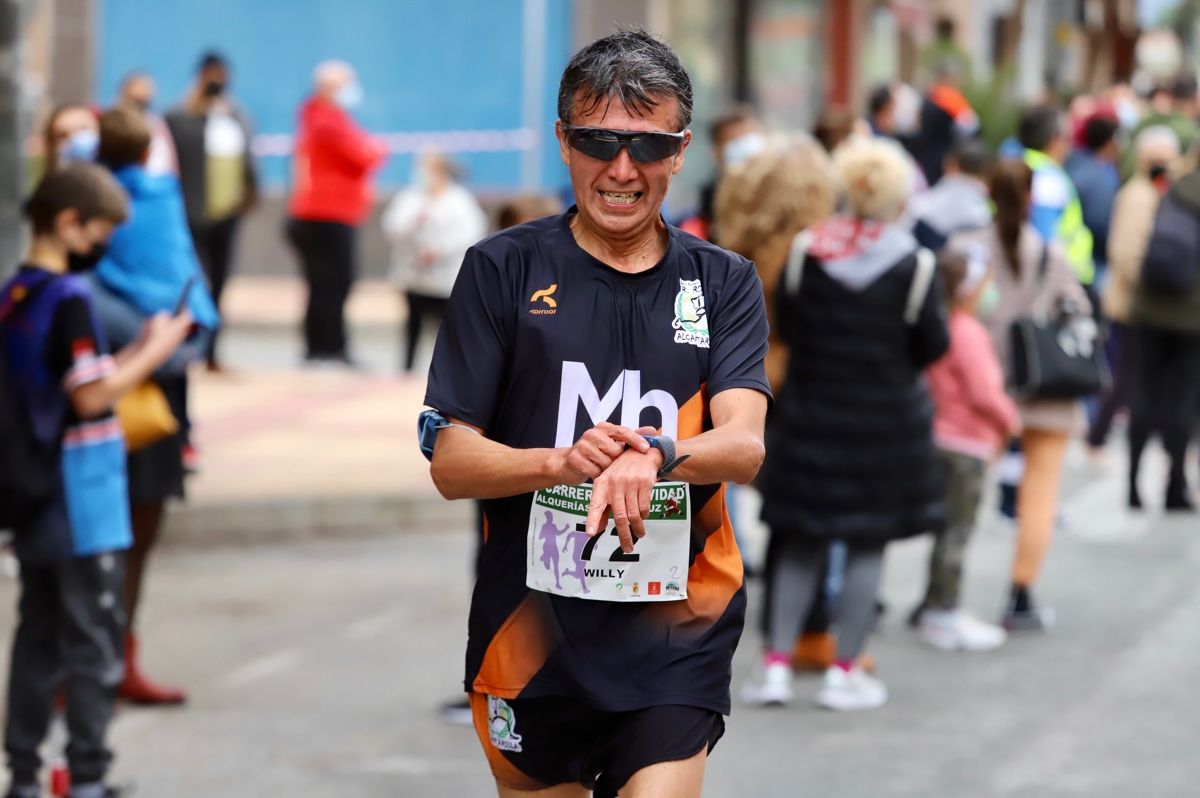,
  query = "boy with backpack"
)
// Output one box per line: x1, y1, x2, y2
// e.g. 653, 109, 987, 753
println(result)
0, 163, 193, 798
